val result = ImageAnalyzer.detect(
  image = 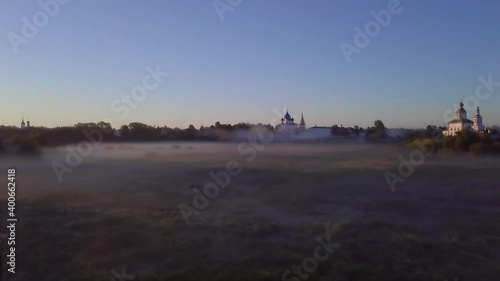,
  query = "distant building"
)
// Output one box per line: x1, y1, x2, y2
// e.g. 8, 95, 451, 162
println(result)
20, 118, 31, 129
443, 102, 486, 136
276, 110, 304, 135
307, 126, 331, 138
